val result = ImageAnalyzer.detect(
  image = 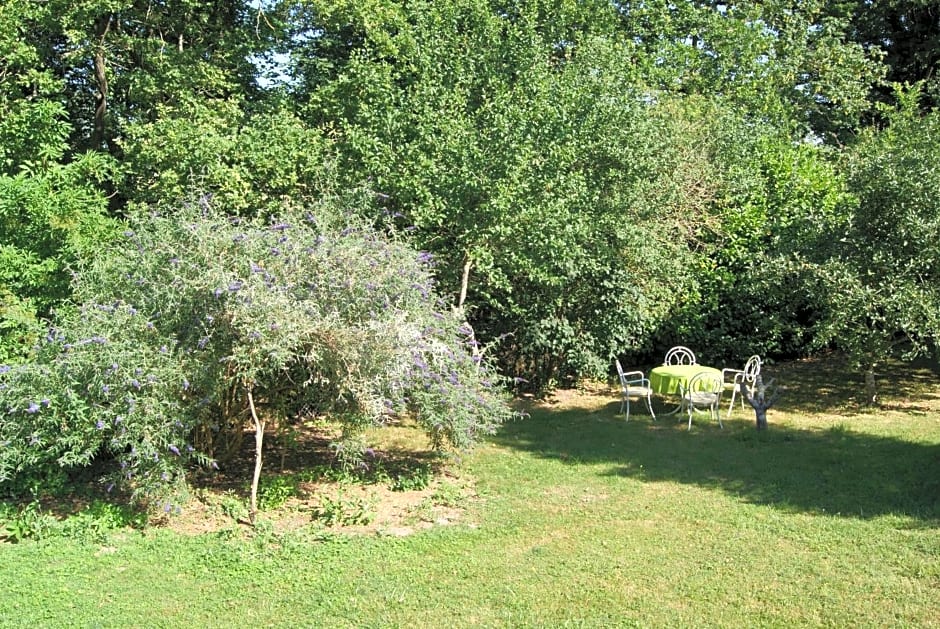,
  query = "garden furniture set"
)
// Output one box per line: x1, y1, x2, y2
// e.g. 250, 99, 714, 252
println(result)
616, 347, 762, 430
